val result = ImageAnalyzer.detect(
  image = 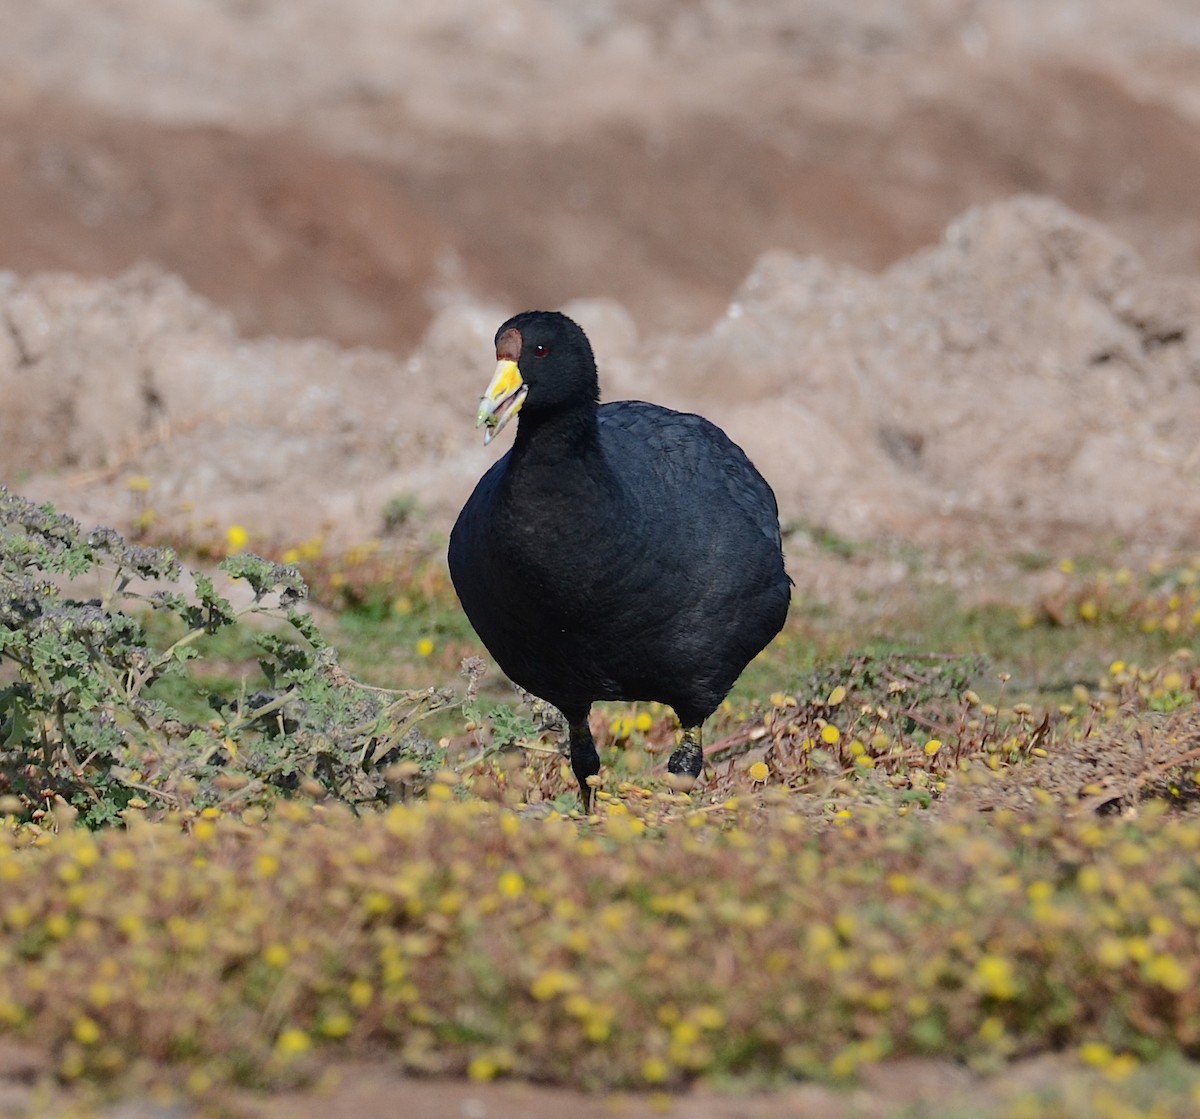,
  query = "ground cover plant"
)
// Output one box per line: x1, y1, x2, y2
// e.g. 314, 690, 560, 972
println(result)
3, 794, 1200, 1093
3, 489, 1200, 1116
